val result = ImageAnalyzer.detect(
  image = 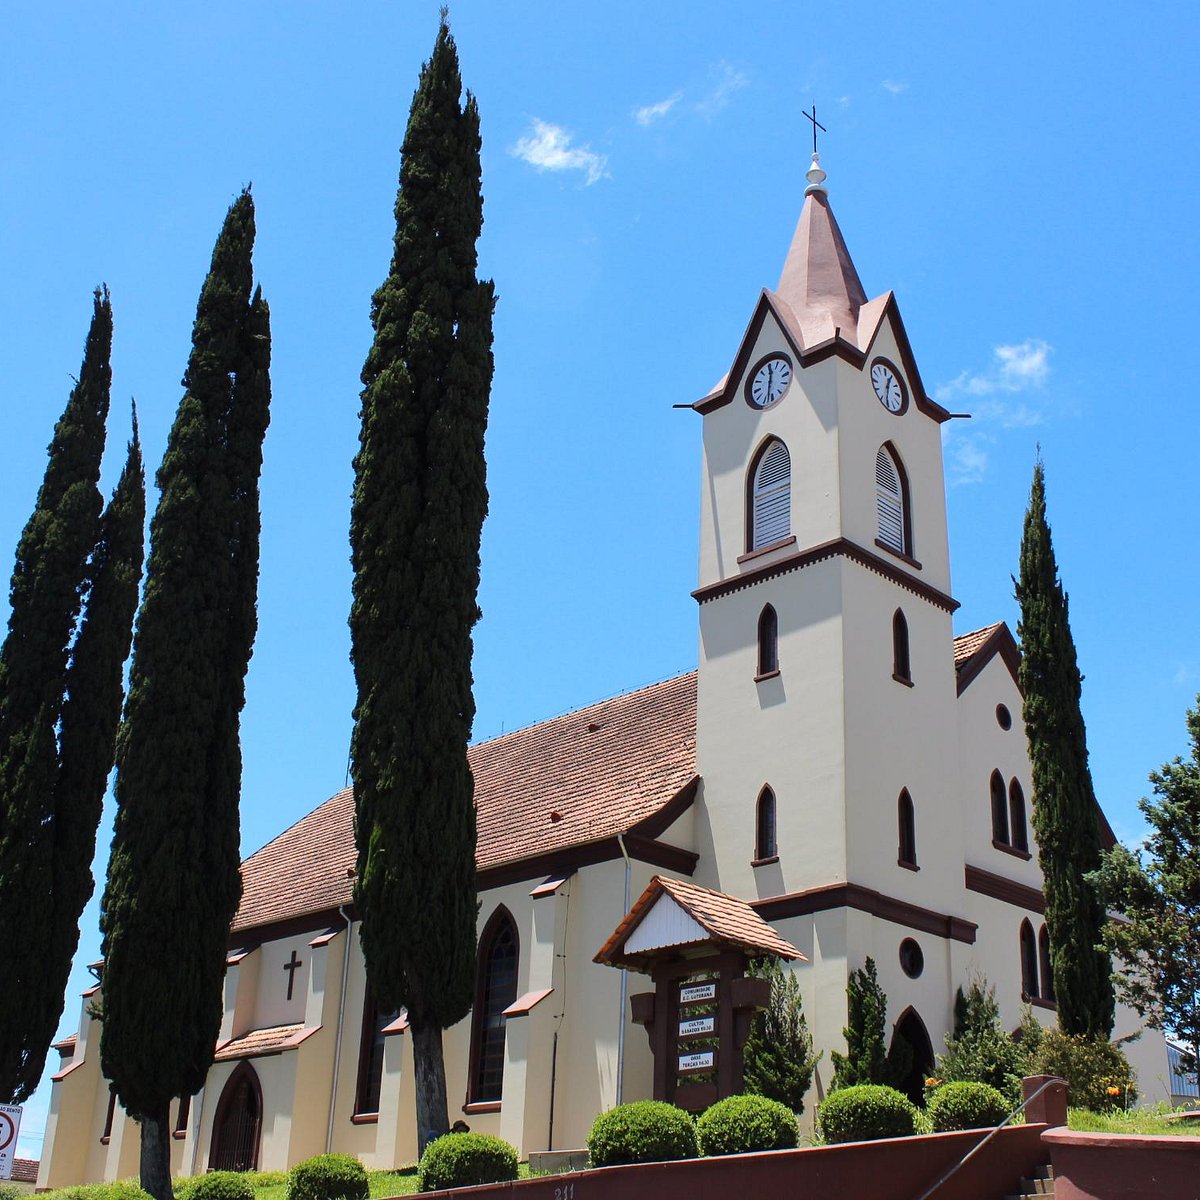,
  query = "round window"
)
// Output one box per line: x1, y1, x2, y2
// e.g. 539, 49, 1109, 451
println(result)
996, 703, 1012, 730
899, 938, 924, 979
